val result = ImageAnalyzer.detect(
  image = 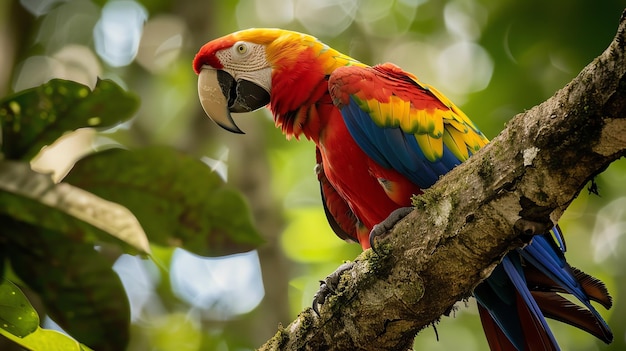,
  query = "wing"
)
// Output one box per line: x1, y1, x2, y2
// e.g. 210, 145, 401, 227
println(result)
315, 147, 359, 243
328, 63, 489, 189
